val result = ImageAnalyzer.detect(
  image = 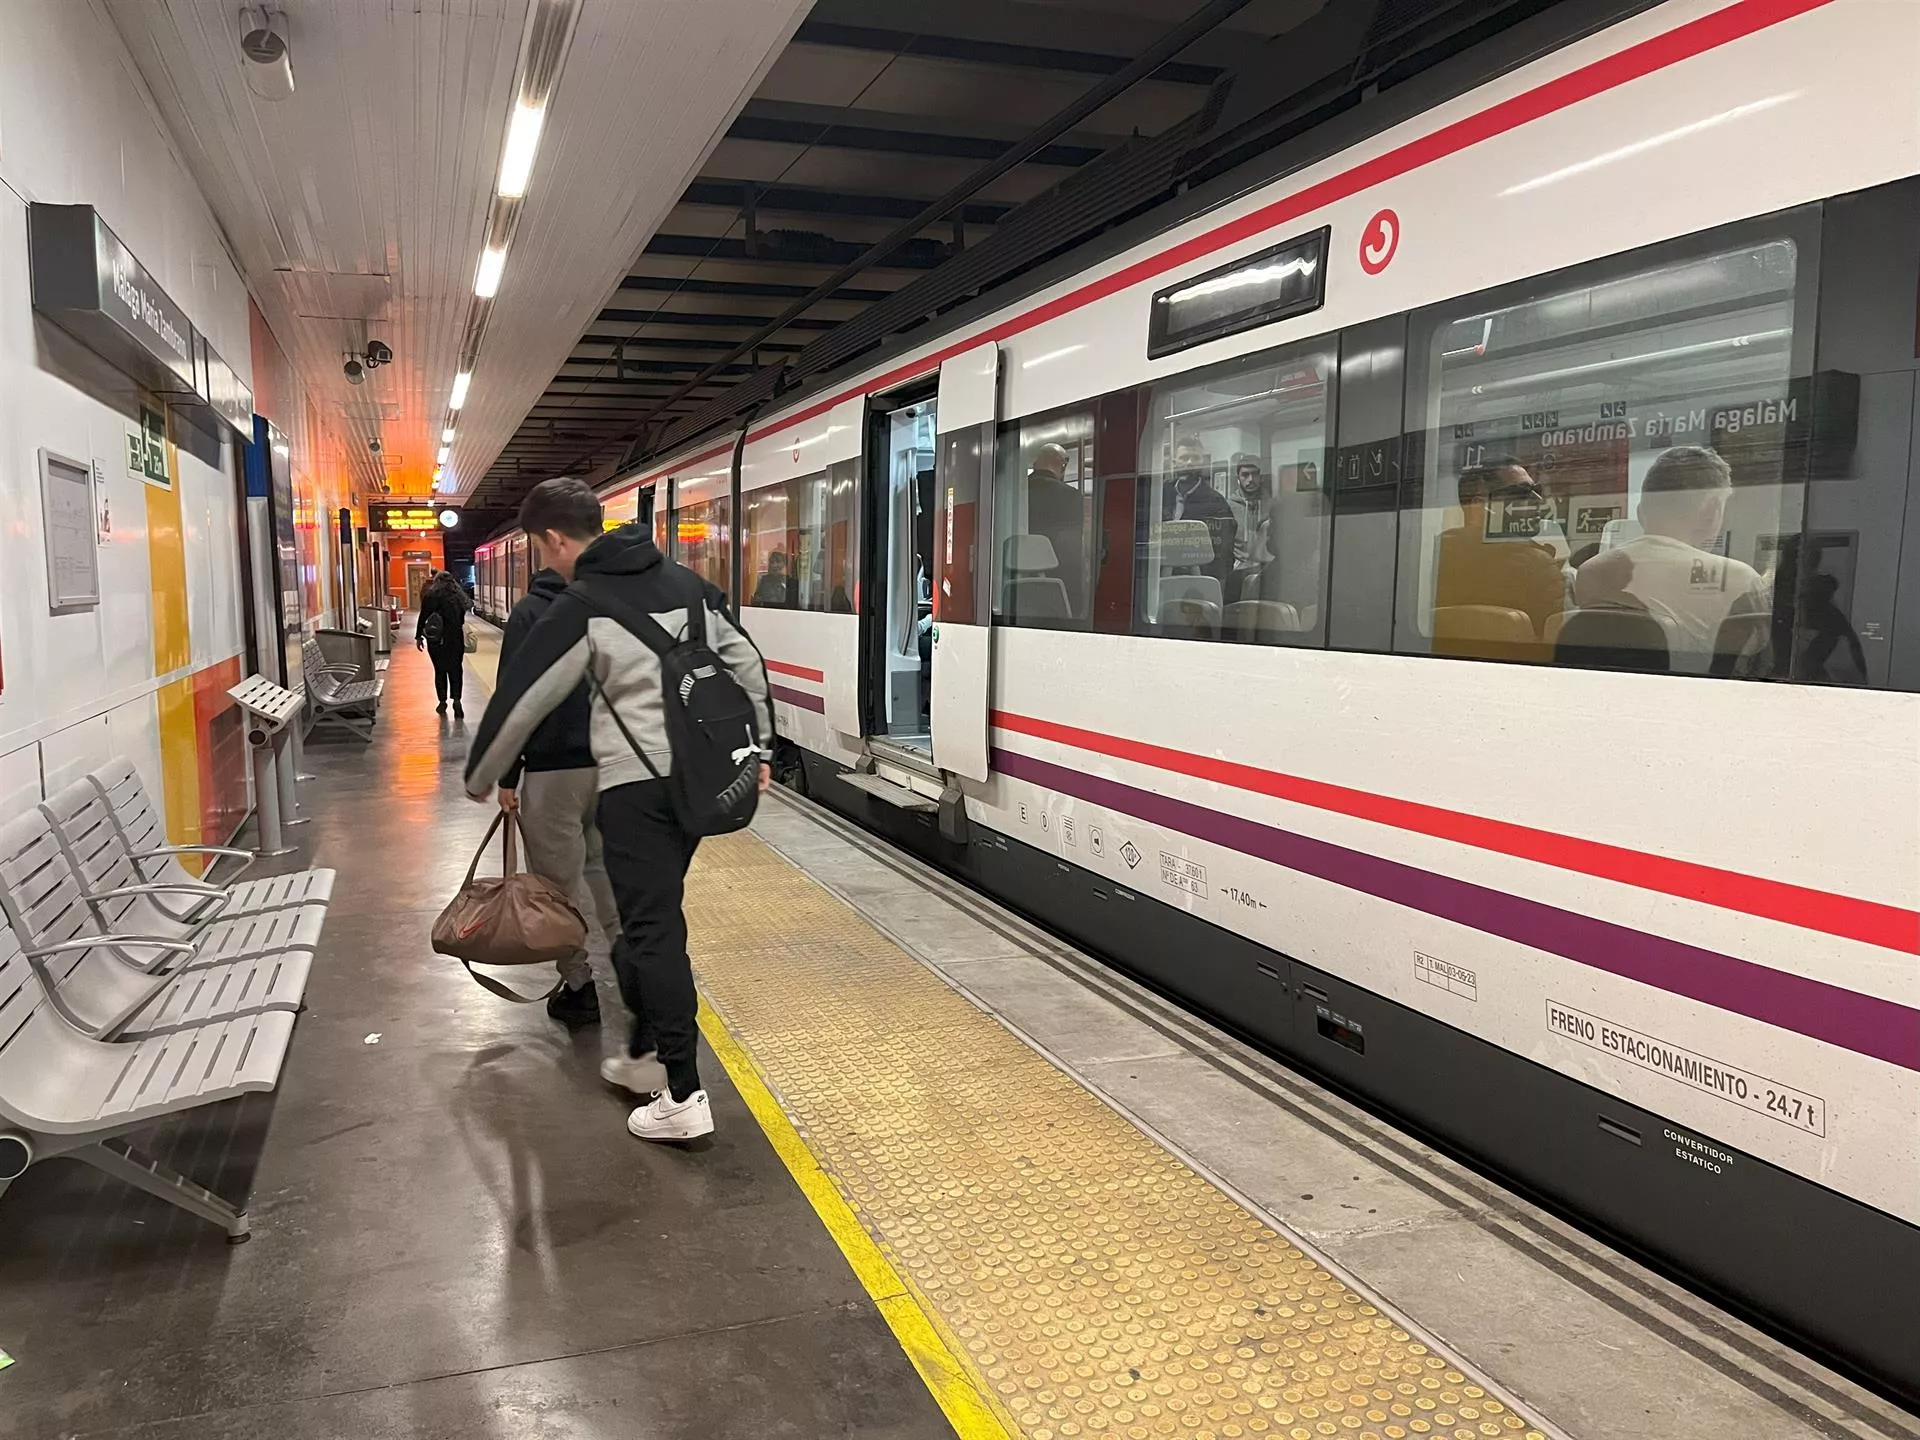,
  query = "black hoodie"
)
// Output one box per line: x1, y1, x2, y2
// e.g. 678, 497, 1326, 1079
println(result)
465, 525, 774, 799
498, 568, 594, 787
